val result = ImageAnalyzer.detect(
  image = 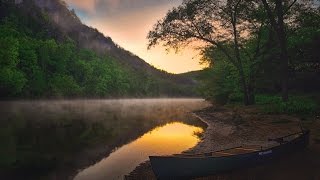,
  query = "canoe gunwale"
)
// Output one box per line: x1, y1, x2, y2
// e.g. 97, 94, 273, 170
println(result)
150, 130, 308, 160
149, 130, 310, 178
